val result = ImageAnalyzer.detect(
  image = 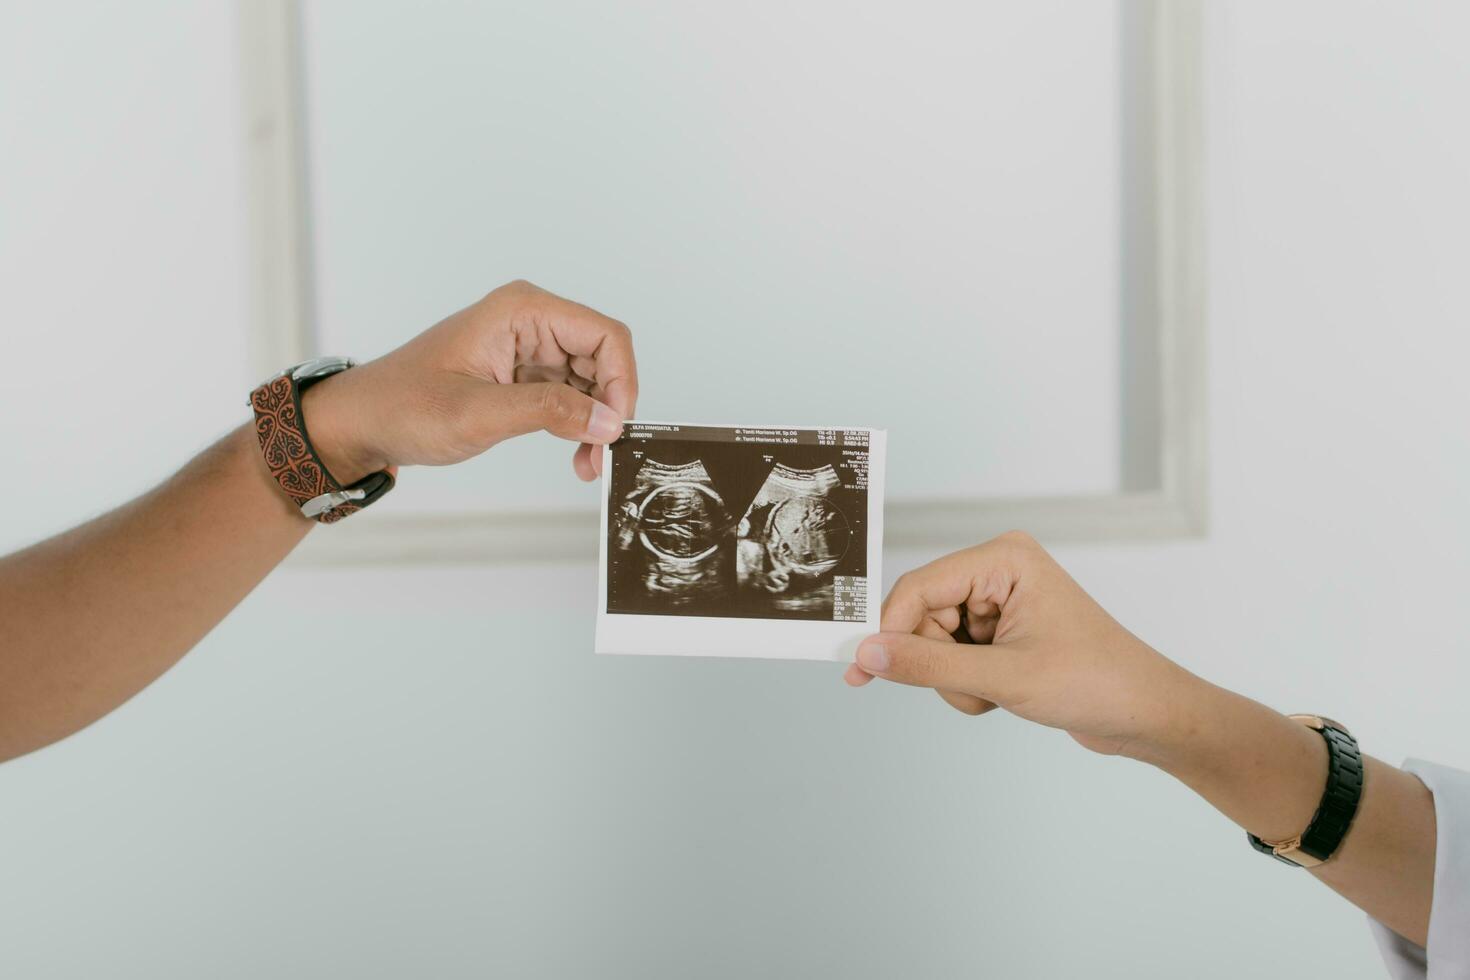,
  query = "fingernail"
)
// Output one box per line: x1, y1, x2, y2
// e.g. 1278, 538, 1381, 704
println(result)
587, 402, 623, 443
857, 641, 889, 672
